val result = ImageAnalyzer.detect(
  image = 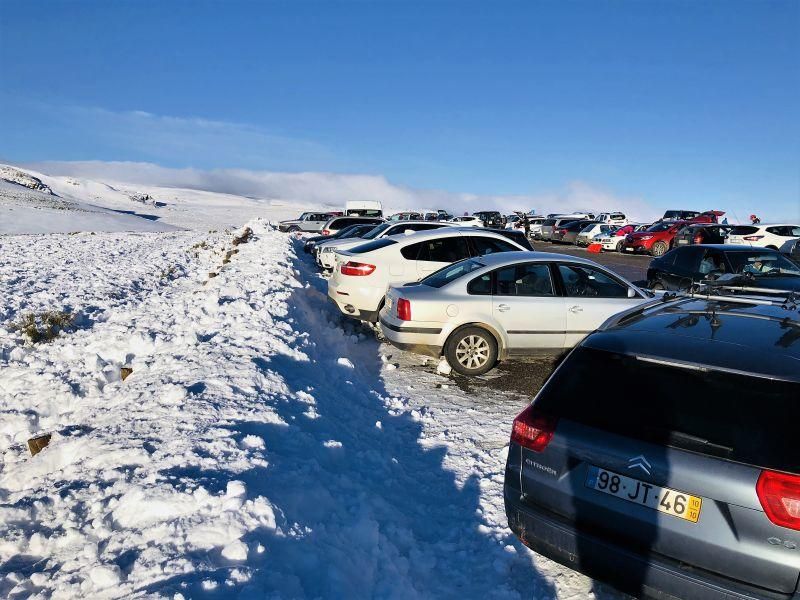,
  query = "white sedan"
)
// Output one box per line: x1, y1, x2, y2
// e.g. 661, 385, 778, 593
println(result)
379, 252, 650, 375
327, 229, 529, 322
